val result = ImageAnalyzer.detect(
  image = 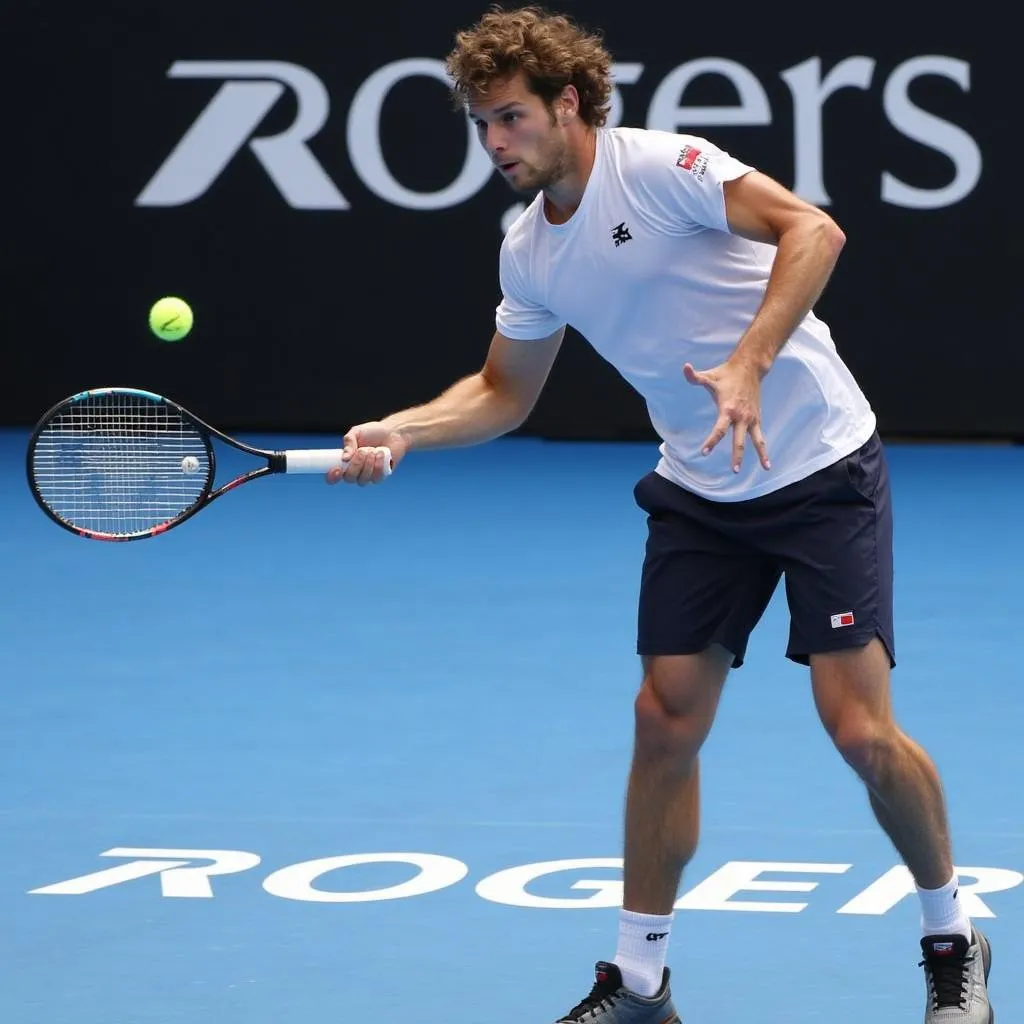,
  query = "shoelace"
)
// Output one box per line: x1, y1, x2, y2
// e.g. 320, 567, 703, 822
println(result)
920, 950, 972, 1009
562, 977, 621, 1021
